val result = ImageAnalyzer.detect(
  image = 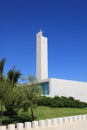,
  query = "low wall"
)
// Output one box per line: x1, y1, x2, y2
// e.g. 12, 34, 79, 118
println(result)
0, 114, 87, 130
